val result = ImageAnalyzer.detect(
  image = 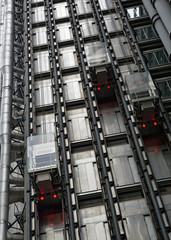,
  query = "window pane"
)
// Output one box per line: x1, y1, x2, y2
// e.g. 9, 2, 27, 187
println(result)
145, 52, 158, 67
127, 6, 147, 19
158, 81, 171, 98
144, 27, 157, 39
155, 51, 169, 65
136, 26, 157, 41
145, 50, 170, 67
